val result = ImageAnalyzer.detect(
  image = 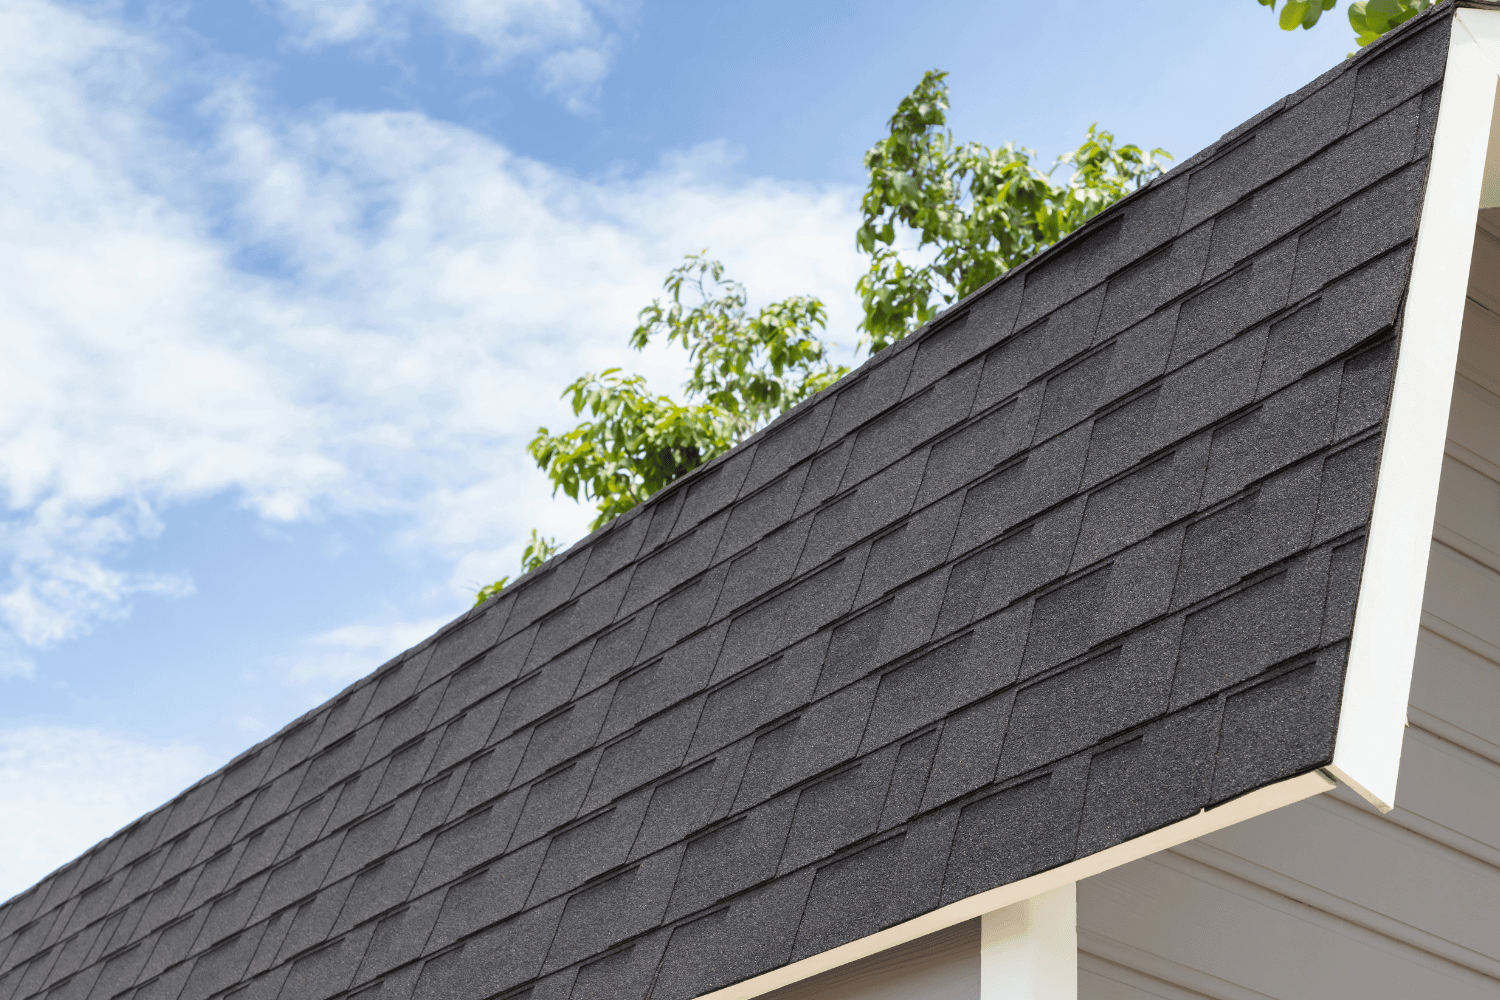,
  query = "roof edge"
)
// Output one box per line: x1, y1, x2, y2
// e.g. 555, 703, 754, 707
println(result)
695, 771, 1335, 1000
